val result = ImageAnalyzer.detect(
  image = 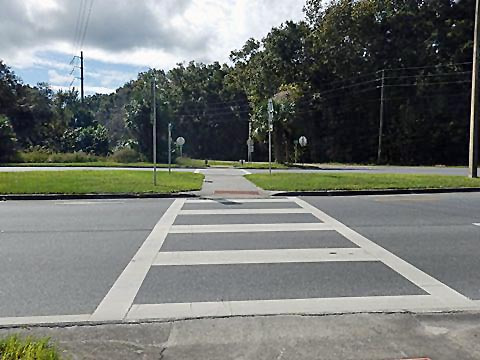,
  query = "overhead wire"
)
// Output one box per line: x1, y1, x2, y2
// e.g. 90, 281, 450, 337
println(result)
79, 0, 95, 51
